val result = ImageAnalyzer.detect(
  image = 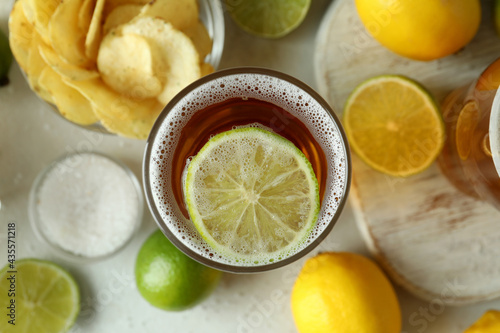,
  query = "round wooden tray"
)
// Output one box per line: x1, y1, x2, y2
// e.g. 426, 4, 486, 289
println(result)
315, 0, 500, 305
